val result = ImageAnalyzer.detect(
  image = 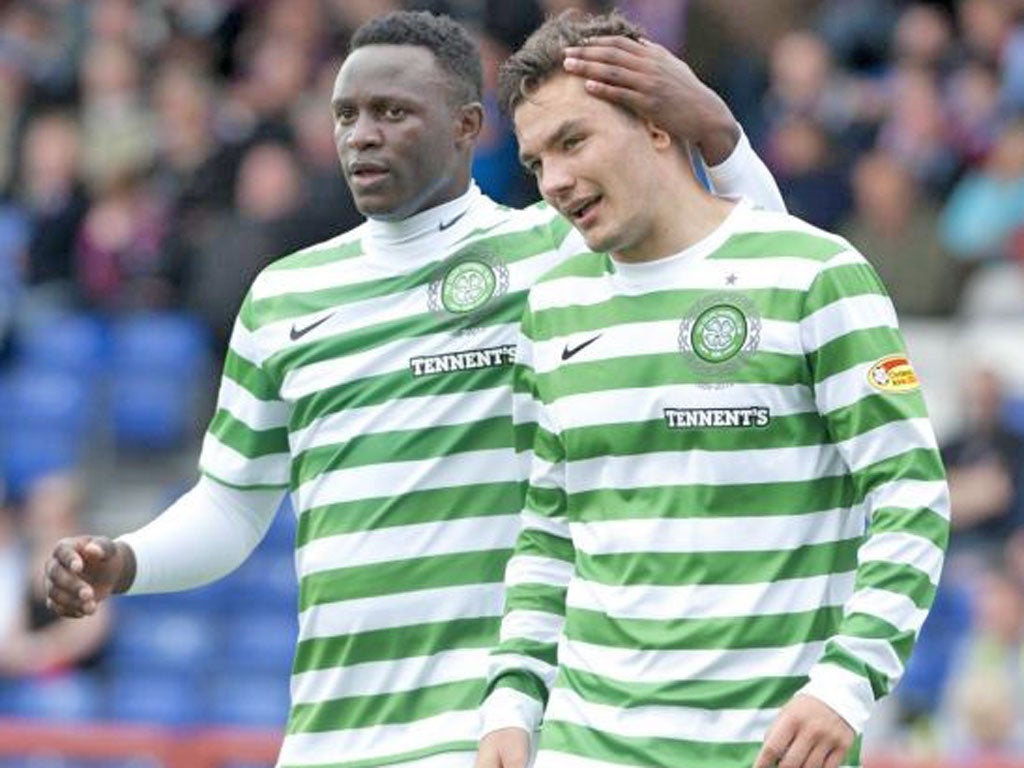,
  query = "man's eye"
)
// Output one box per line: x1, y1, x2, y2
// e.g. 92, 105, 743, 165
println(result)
335, 108, 356, 124
564, 135, 582, 151
385, 106, 407, 120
